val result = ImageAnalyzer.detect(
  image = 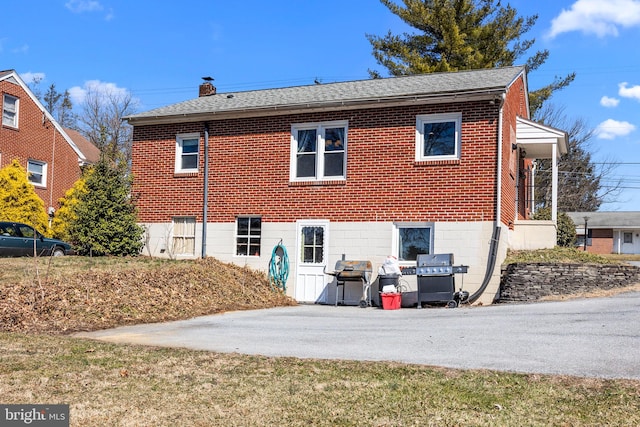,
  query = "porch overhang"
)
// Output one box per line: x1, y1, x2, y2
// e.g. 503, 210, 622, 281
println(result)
515, 117, 568, 223
515, 116, 568, 158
